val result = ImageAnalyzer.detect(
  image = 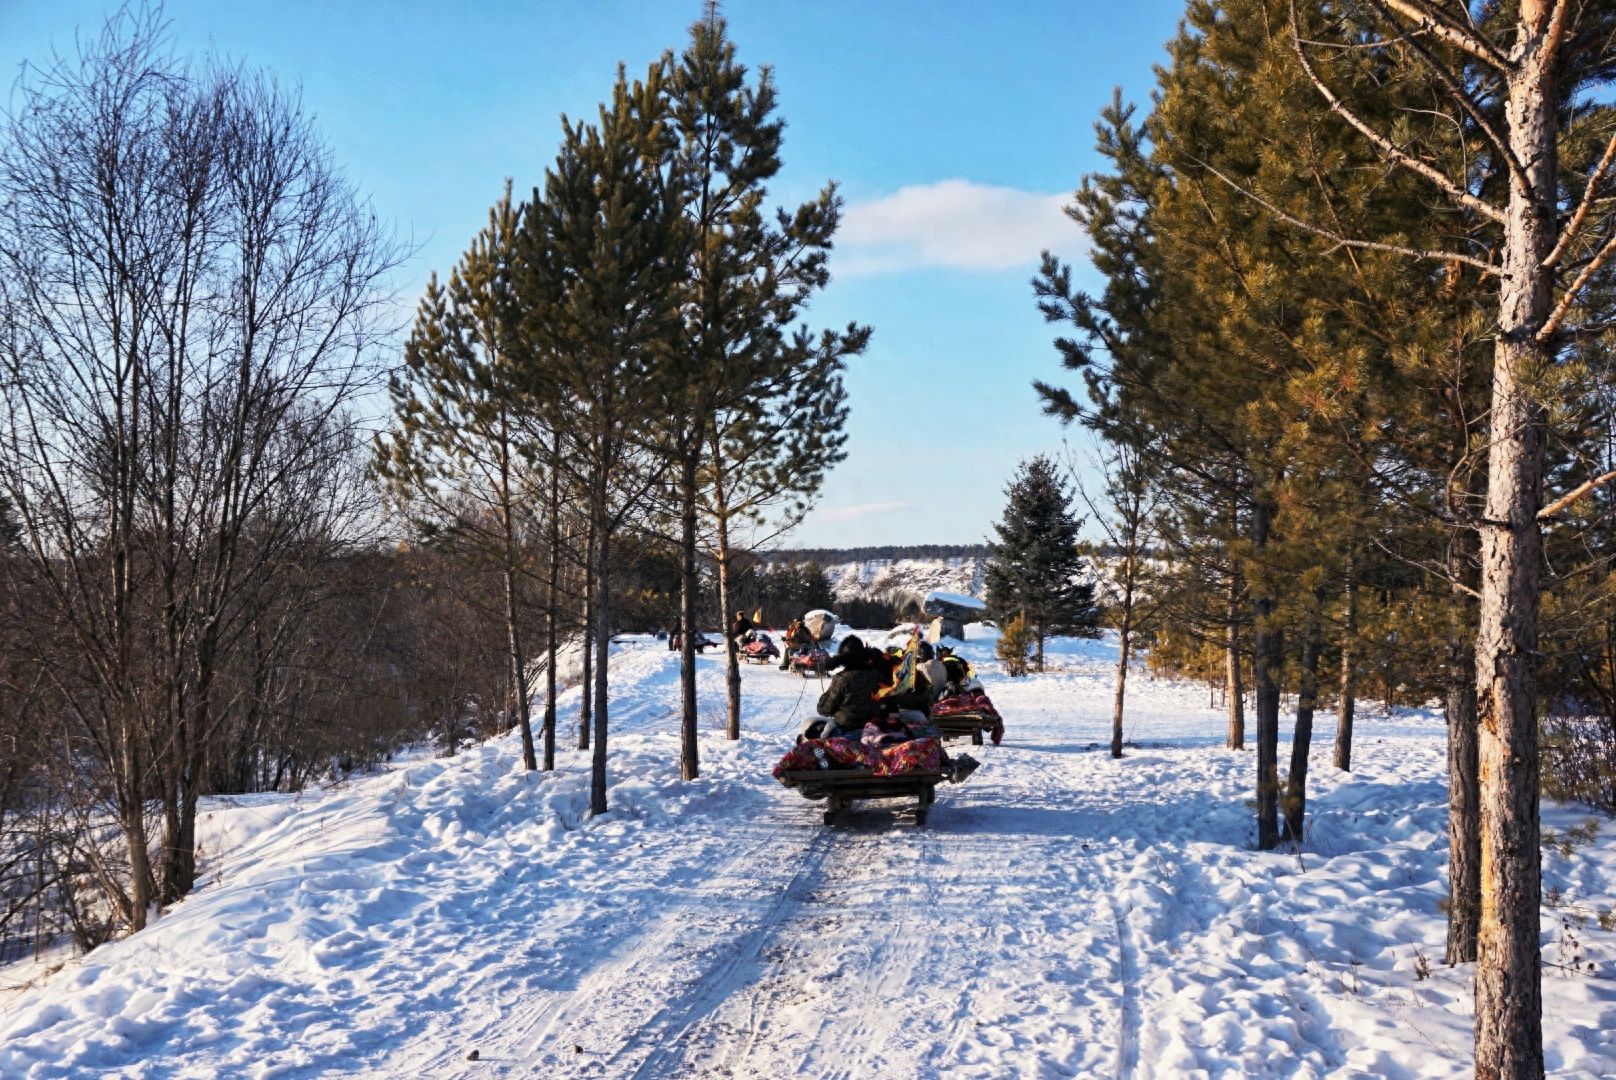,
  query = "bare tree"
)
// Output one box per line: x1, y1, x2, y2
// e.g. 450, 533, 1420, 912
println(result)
0, 10, 398, 926
1075, 441, 1160, 759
